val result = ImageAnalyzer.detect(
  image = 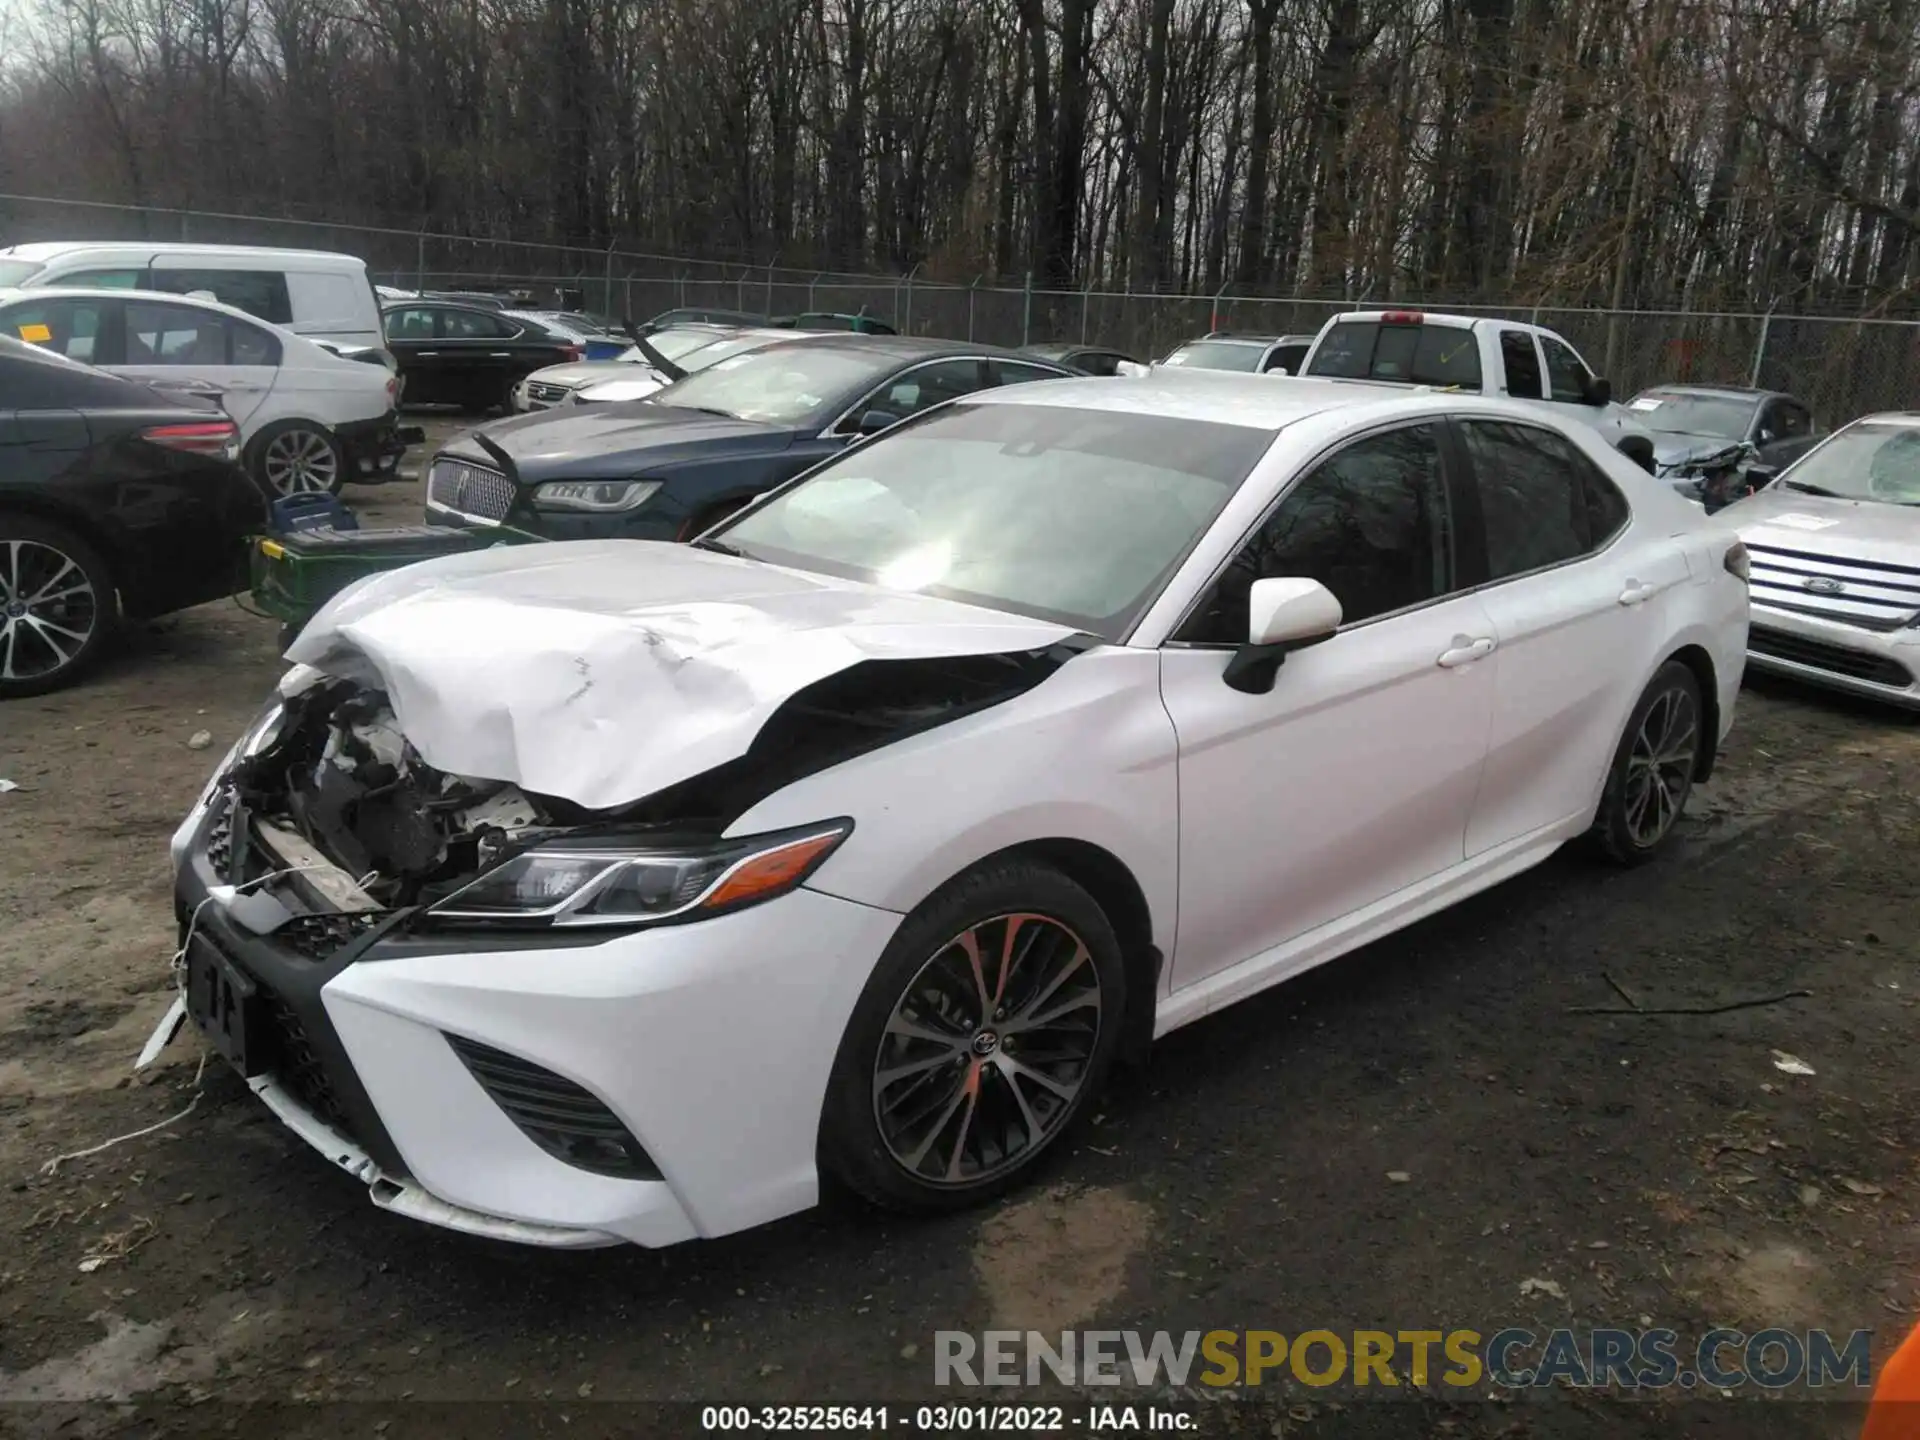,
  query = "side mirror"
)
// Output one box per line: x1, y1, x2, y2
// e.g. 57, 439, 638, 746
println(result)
1223, 577, 1343, 694
1583, 374, 1613, 406
856, 410, 898, 436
